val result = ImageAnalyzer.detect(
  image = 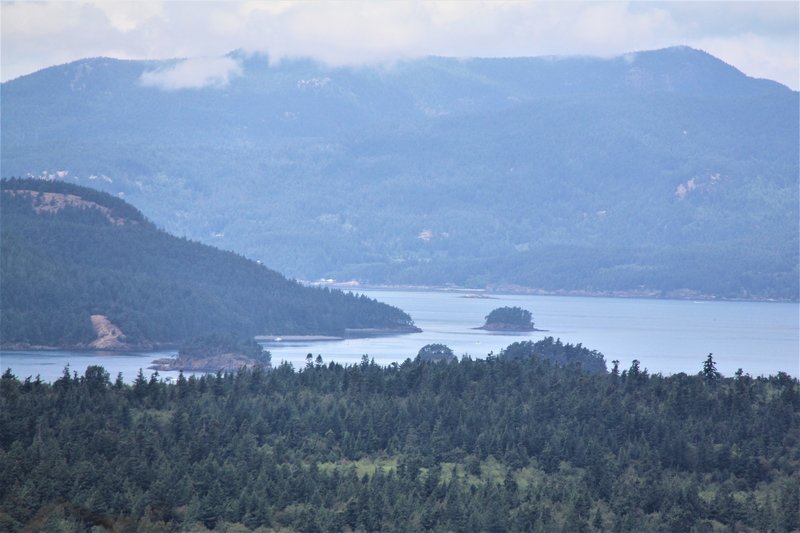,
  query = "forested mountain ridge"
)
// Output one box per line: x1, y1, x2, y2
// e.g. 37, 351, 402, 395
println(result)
2, 46, 797, 299
0, 178, 417, 349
